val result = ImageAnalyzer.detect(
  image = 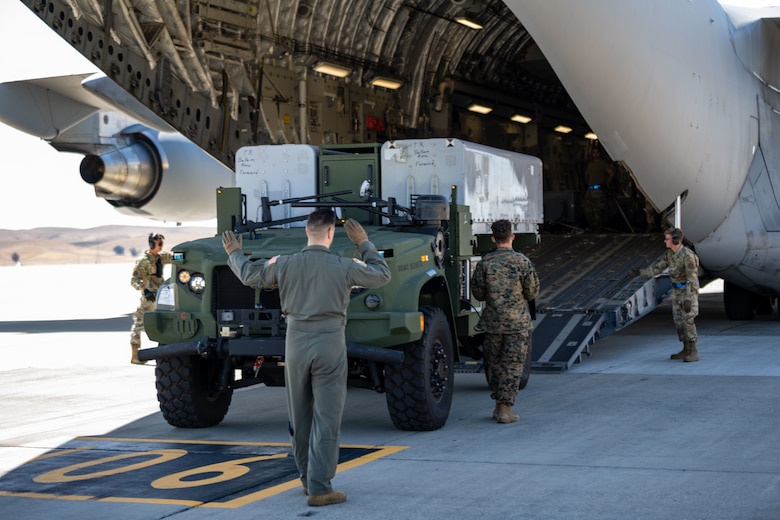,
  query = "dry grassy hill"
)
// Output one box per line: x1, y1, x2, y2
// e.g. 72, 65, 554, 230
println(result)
0, 226, 216, 266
